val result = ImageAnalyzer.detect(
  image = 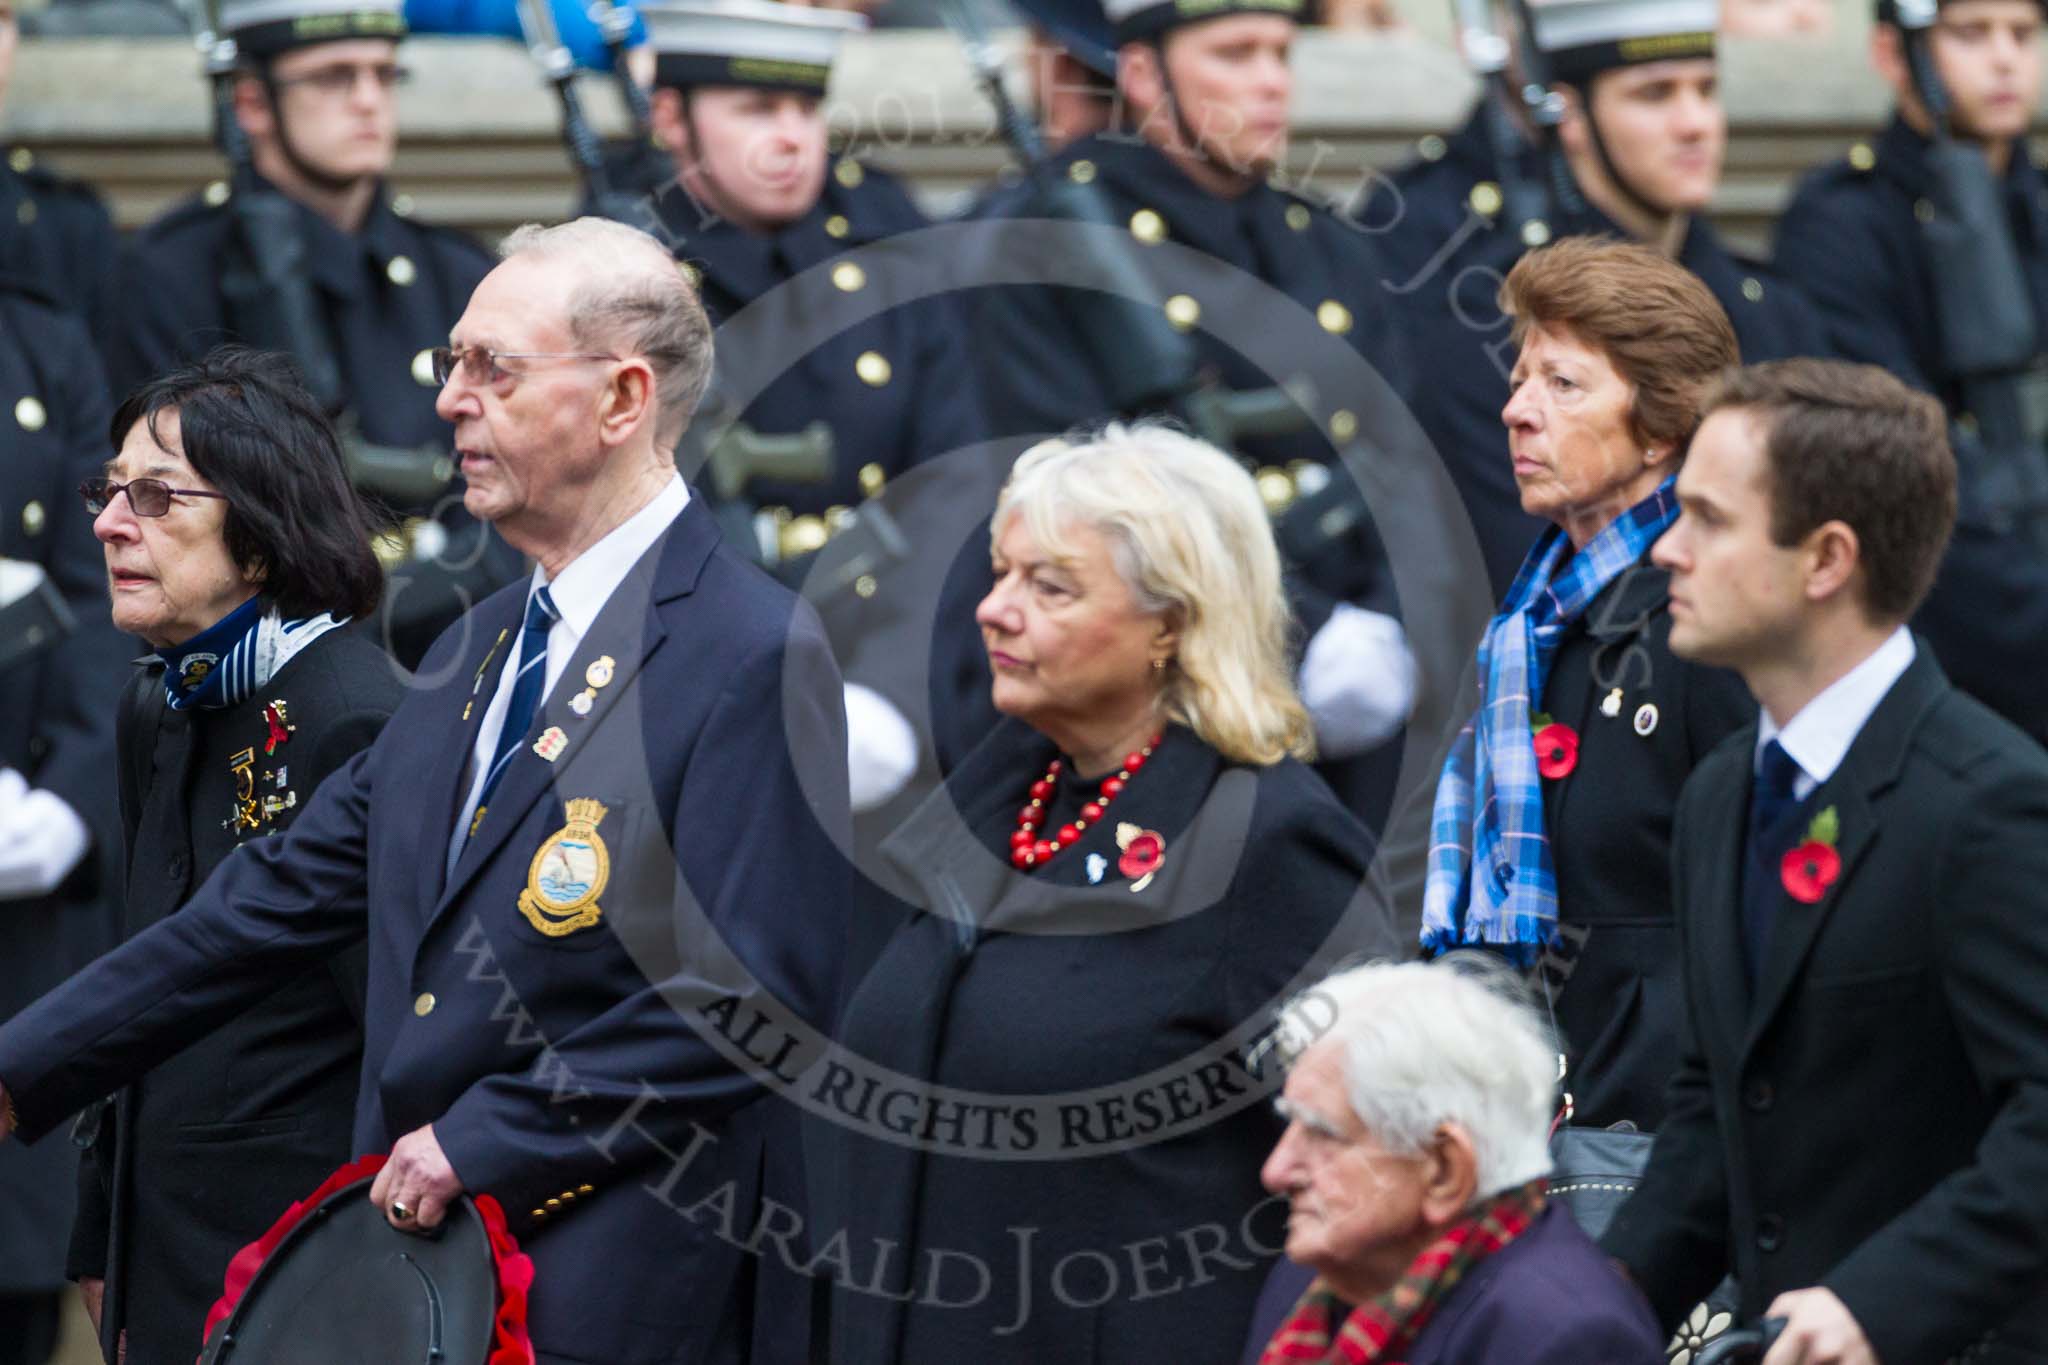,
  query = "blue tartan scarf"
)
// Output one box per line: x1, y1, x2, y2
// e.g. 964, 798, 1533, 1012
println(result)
155, 597, 349, 711
1420, 479, 1680, 964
